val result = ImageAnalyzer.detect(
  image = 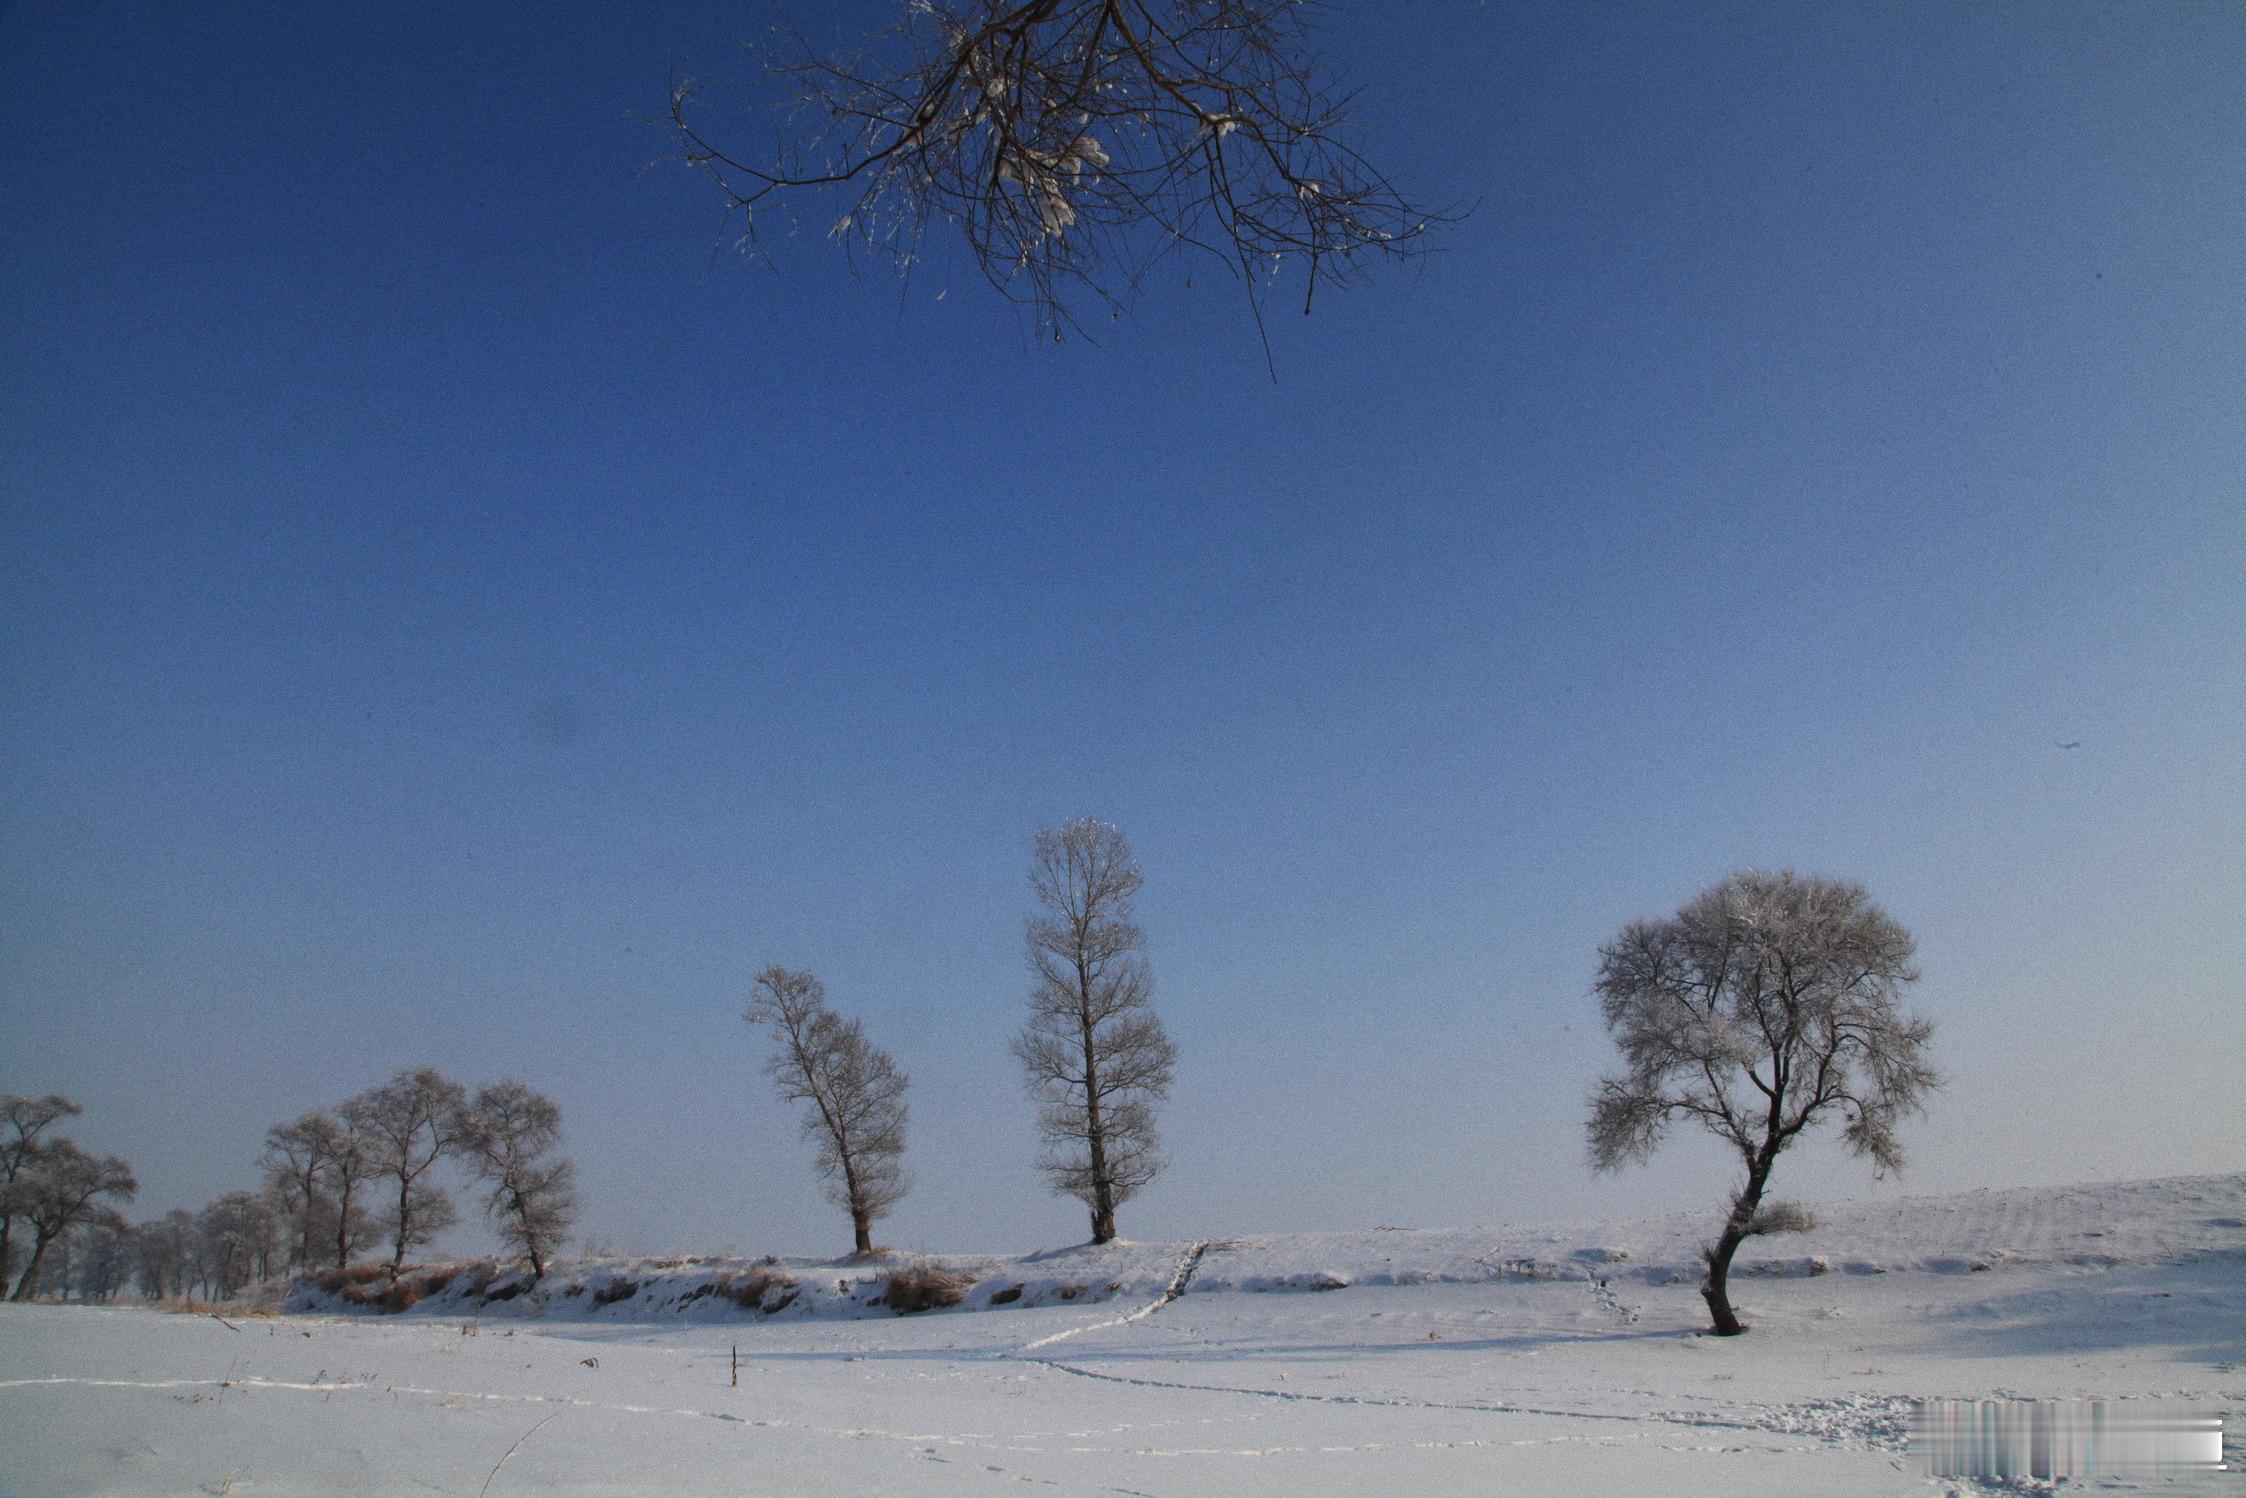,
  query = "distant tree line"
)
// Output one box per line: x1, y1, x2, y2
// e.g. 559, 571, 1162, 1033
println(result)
0, 1071, 578, 1303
